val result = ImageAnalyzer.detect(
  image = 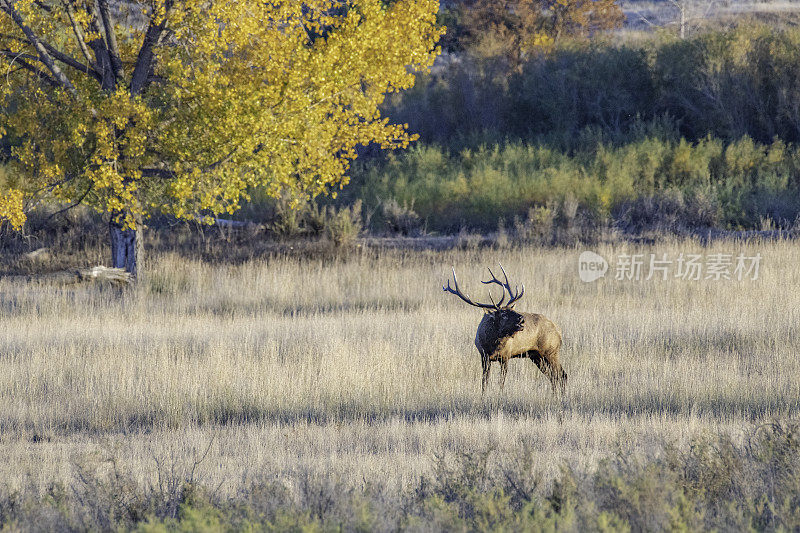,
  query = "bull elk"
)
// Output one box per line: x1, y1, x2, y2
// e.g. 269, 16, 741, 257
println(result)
443, 265, 566, 395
